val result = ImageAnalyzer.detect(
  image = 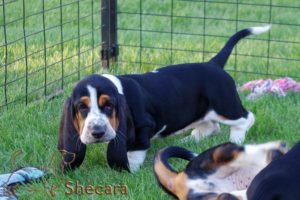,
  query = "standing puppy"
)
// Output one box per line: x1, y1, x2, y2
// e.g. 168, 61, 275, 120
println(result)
58, 25, 271, 172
